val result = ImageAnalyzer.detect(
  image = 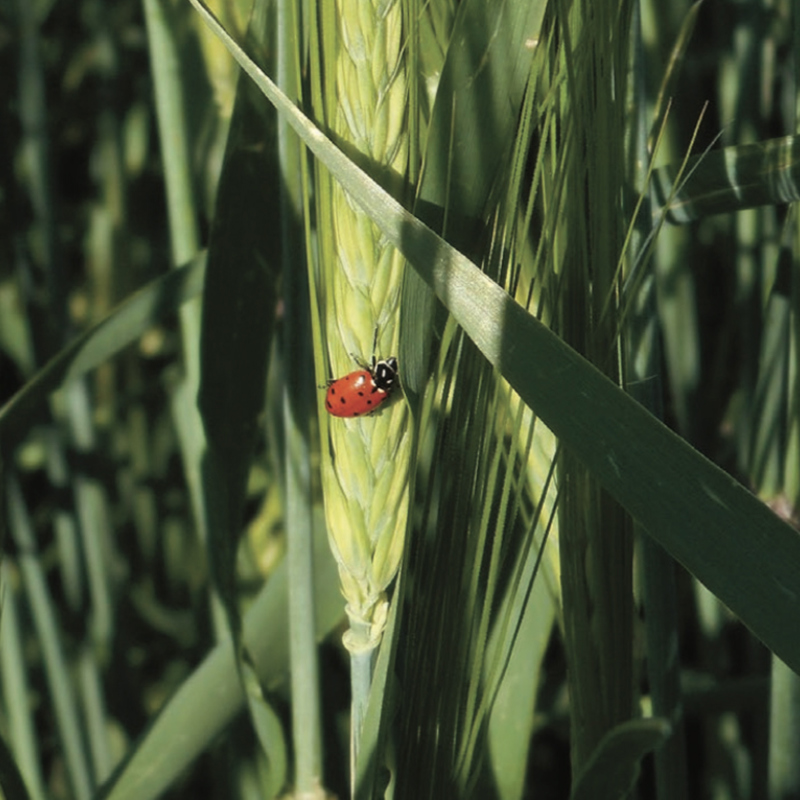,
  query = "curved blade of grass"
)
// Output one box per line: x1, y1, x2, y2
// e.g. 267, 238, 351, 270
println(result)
275, 0, 323, 792
196, 5, 284, 785
653, 135, 800, 223
6, 474, 93, 800
570, 718, 672, 800
0, 255, 205, 457
188, 0, 800, 673
487, 556, 556, 800
96, 519, 342, 800
197, 12, 278, 501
